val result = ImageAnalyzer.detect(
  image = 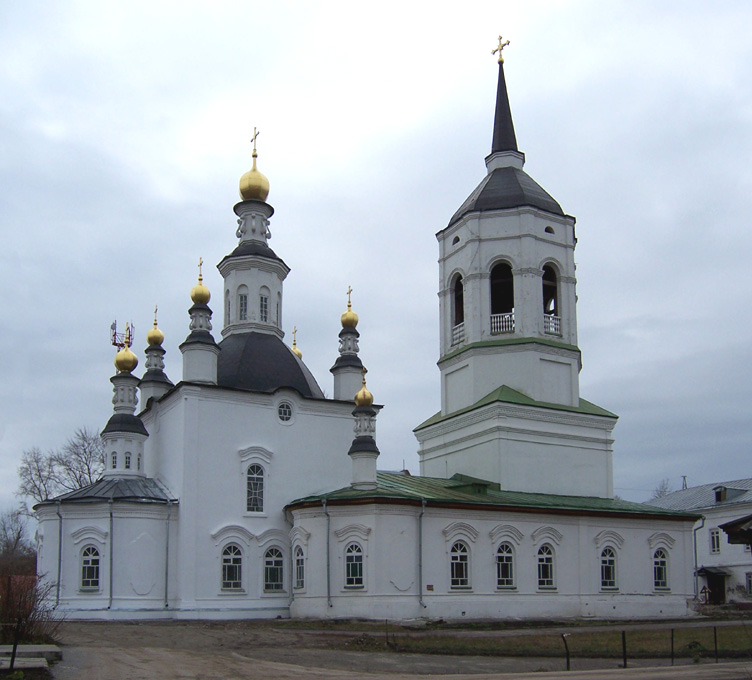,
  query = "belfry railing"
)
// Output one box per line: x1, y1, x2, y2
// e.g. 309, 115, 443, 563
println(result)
543, 314, 561, 335
490, 313, 515, 335
451, 322, 465, 346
